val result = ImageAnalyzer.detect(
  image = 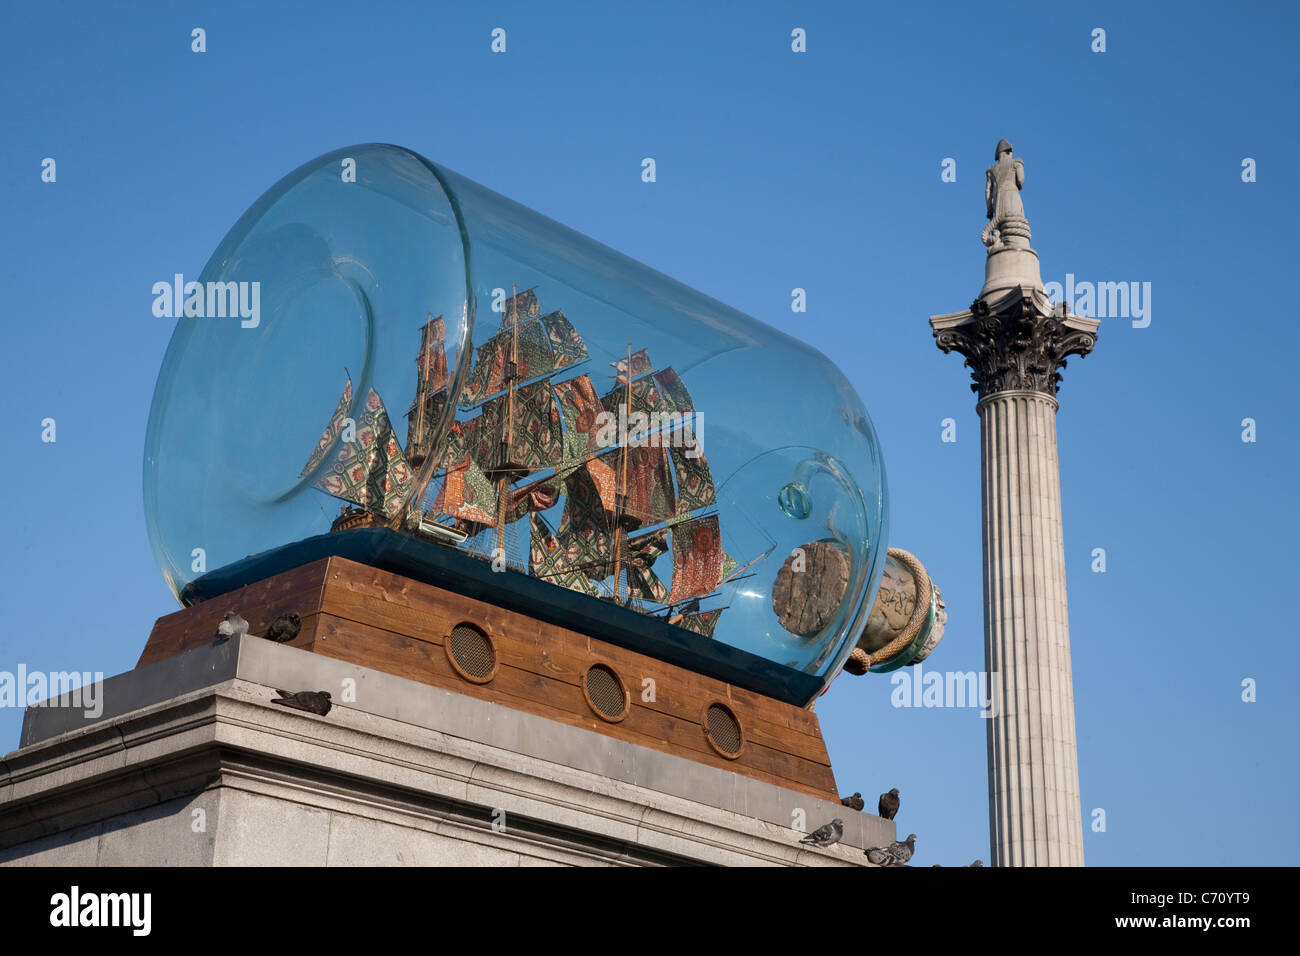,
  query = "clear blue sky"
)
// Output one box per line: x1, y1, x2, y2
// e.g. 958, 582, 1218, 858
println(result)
2, 1, 1296, 865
